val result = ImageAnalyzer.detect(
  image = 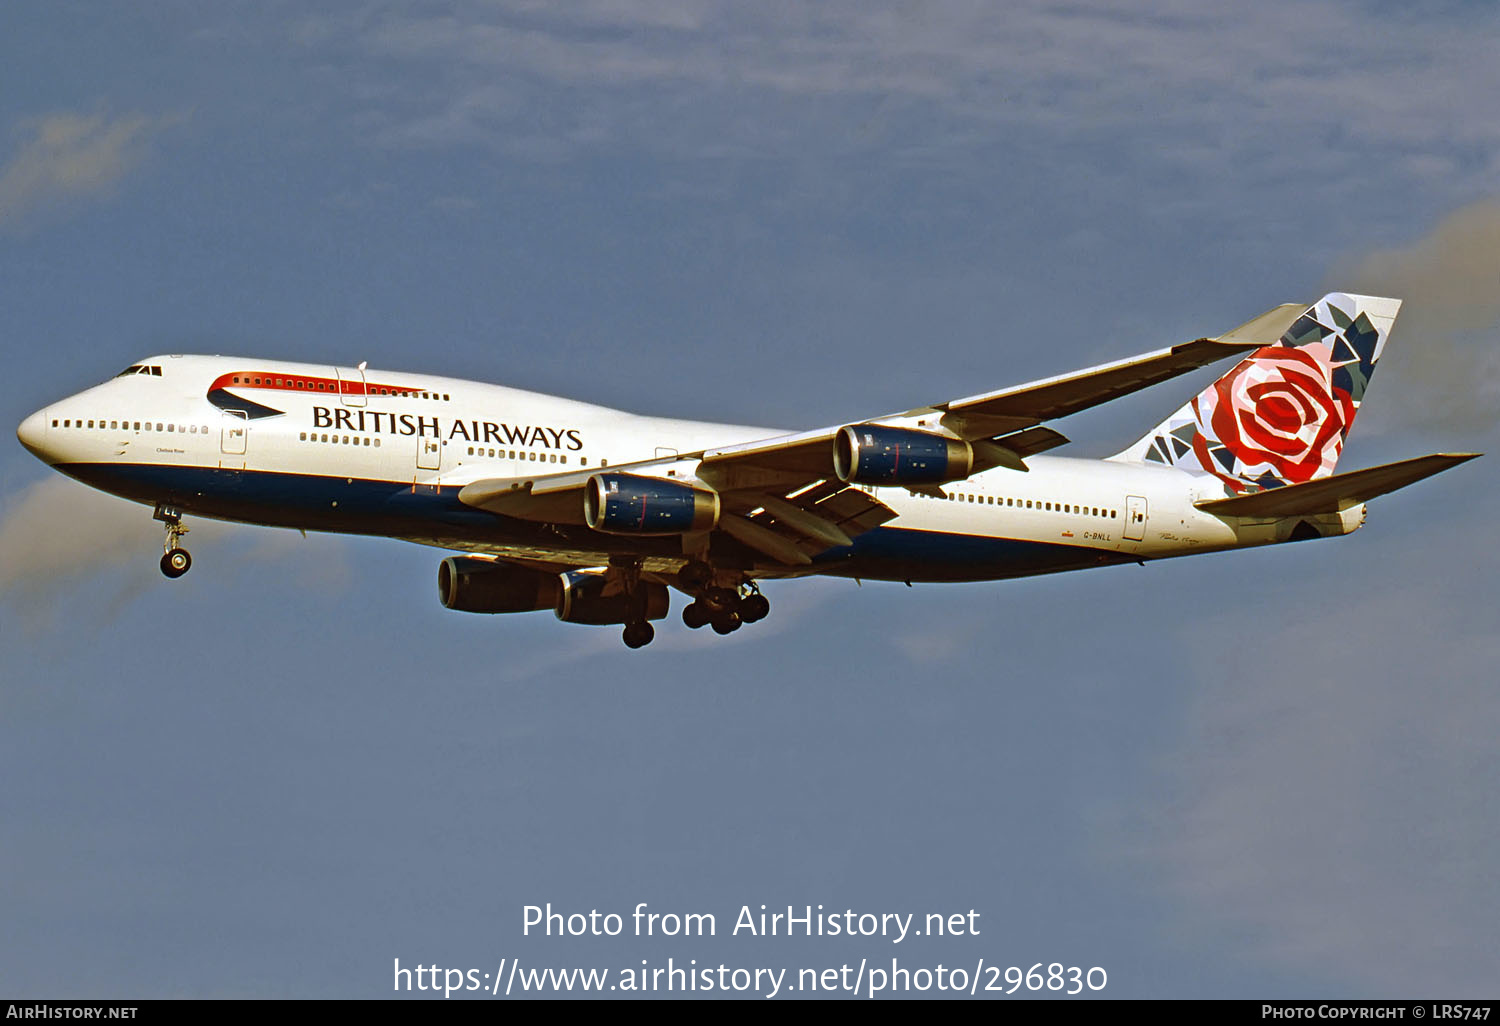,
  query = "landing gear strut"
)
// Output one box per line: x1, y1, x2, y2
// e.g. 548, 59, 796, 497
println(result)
154, 504, 191, 579
614, 558, 656, 649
